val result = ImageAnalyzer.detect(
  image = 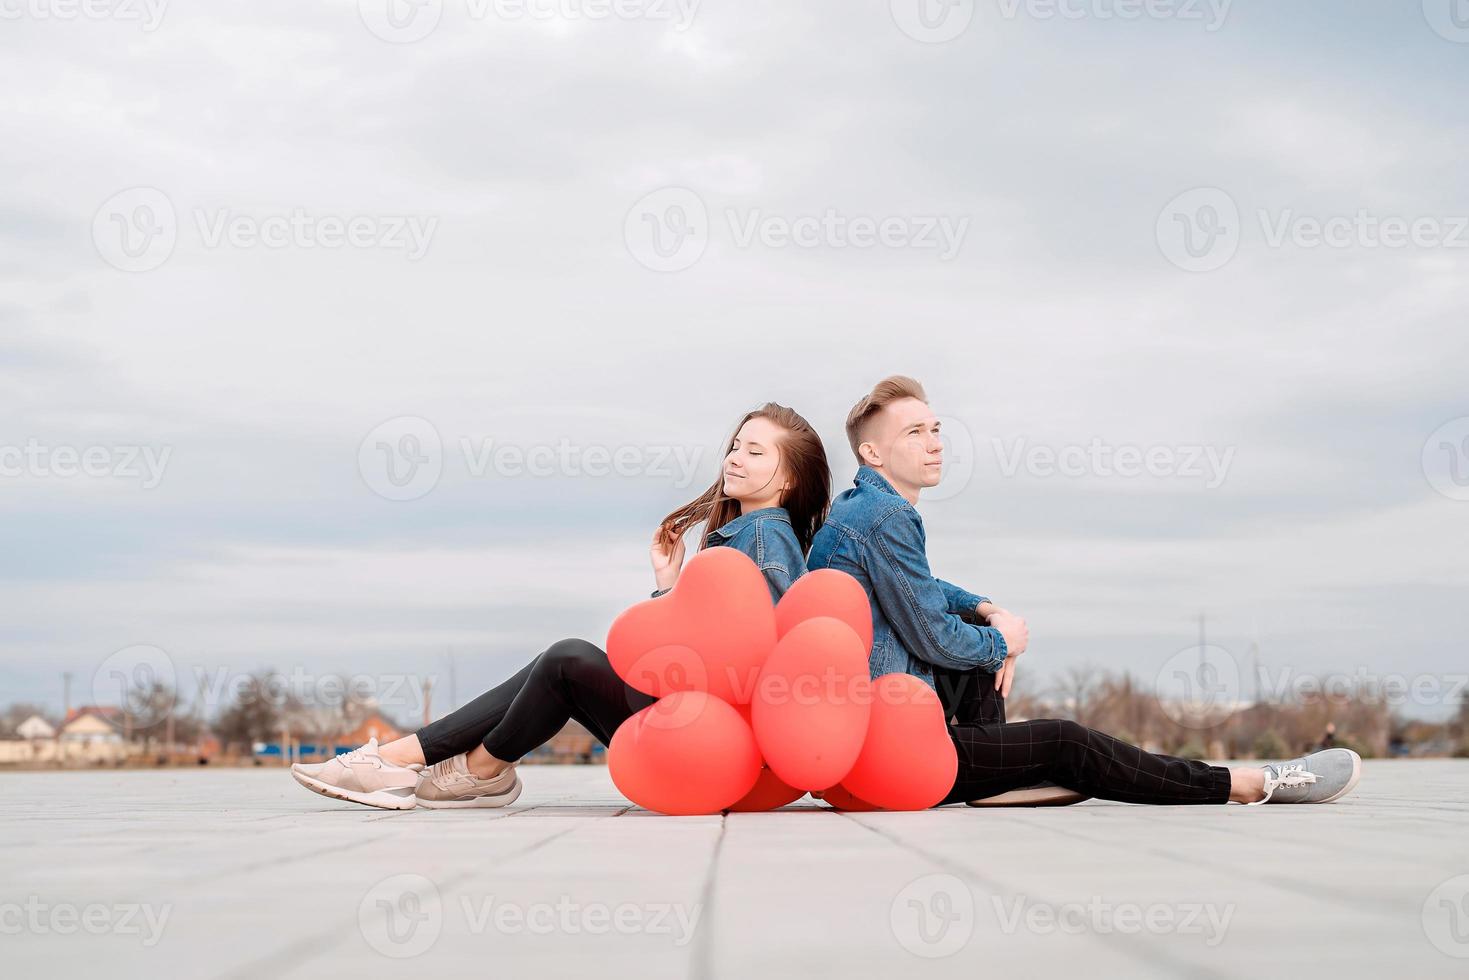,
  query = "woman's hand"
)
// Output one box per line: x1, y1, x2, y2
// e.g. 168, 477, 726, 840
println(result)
649, 526, 687, 593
